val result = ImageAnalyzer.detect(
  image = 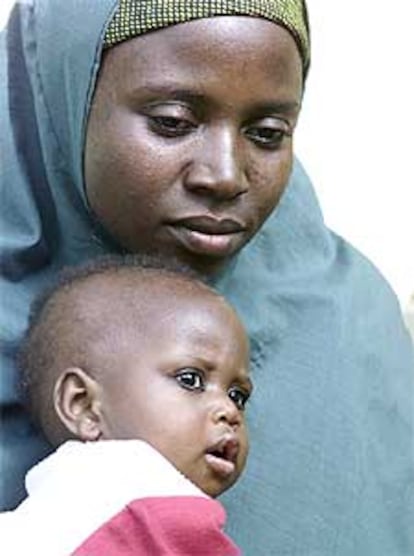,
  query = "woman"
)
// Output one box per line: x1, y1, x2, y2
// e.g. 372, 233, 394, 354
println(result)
1, 1, 413, 554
